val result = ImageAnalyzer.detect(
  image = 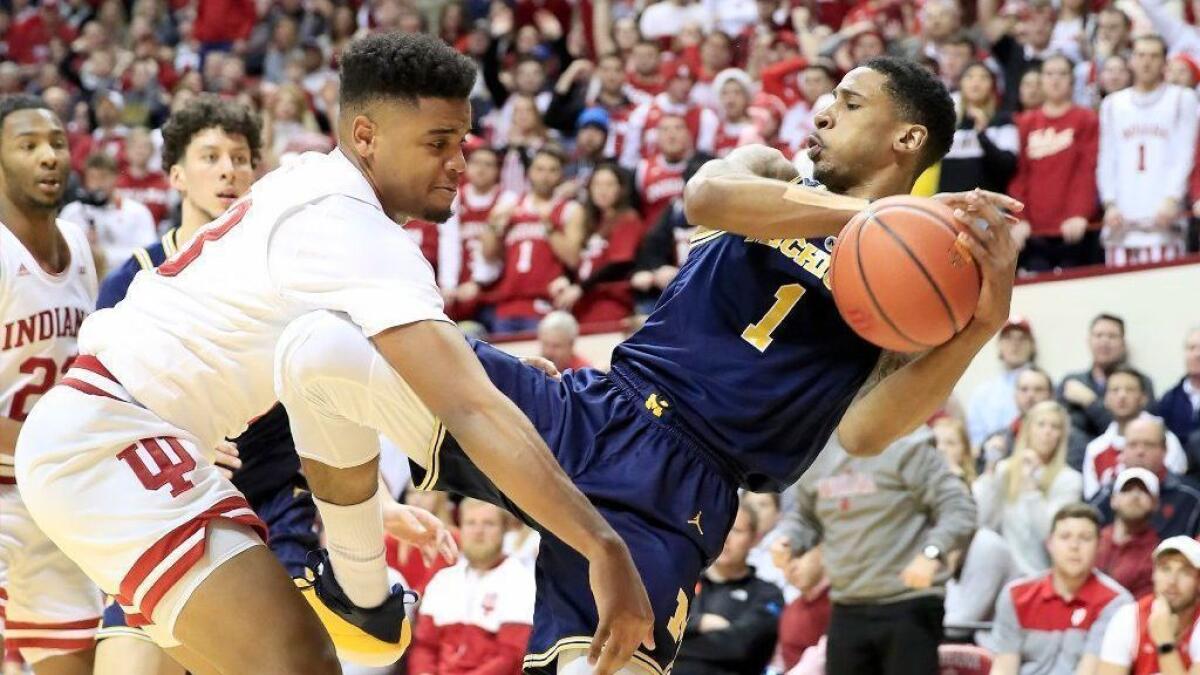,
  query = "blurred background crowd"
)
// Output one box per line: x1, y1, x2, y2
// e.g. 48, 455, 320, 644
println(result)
5, 0, 1200, 673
